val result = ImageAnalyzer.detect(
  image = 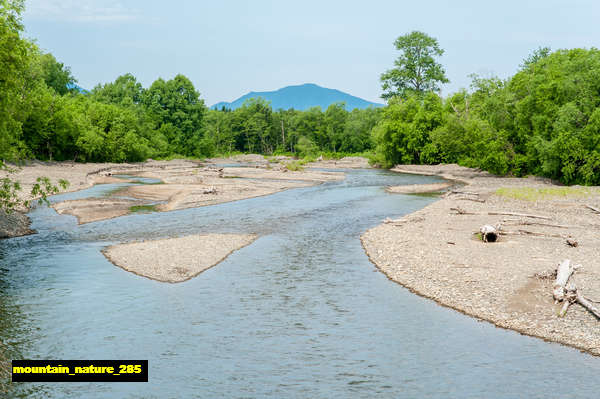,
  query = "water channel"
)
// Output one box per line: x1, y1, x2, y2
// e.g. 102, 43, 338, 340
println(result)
1, 168, 598, 398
